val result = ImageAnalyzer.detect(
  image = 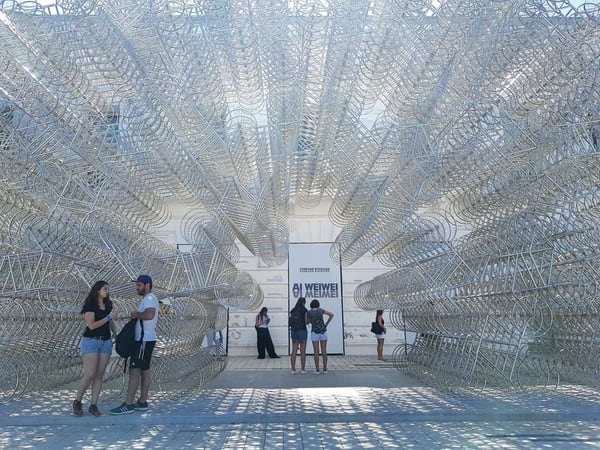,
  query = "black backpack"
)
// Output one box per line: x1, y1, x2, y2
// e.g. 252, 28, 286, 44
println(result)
115, 319, 143, 372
